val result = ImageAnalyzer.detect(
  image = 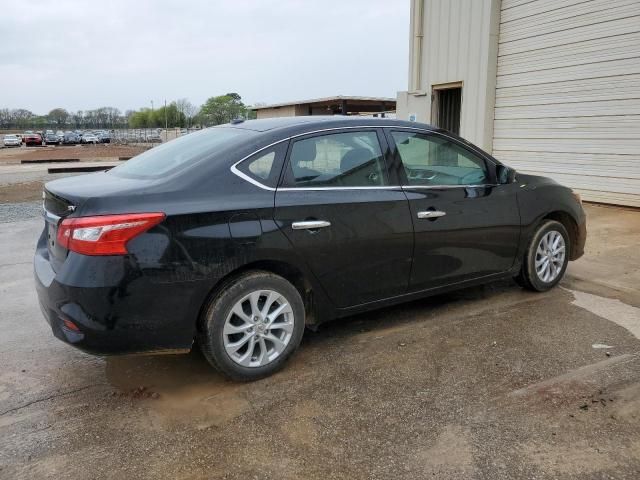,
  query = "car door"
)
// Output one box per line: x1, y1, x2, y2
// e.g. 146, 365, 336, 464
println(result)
386, 128, 520, 292
274, 128, 414, 308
